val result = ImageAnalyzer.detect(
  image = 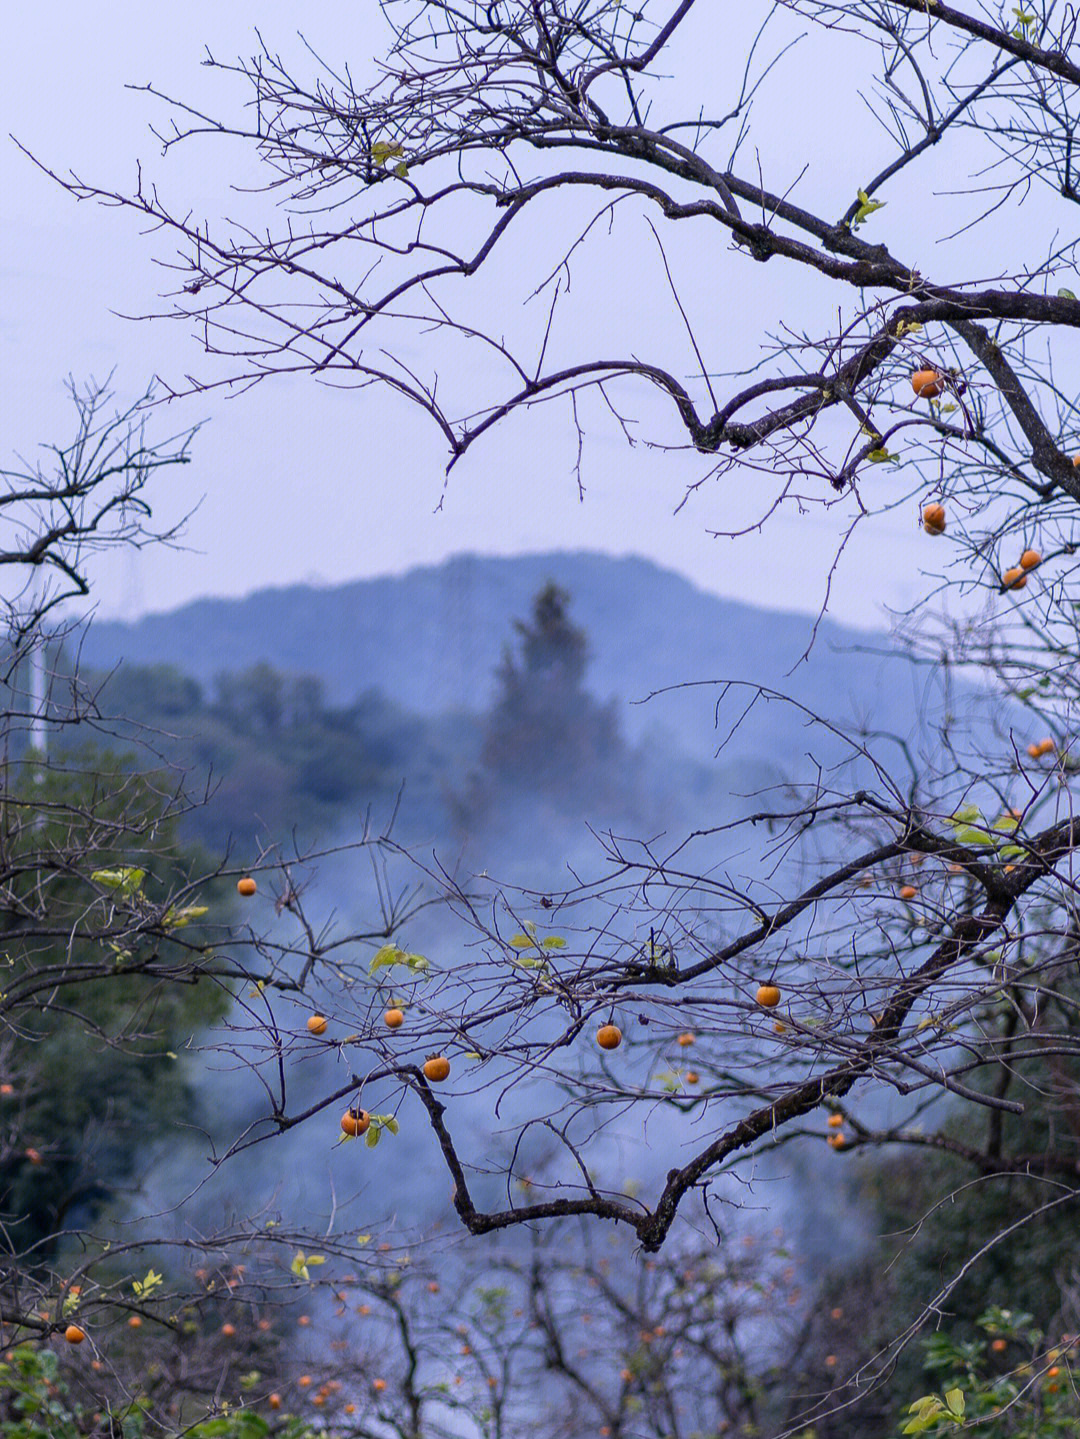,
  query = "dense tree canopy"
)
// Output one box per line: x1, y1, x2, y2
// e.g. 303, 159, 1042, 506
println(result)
480, 581, 625, 804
